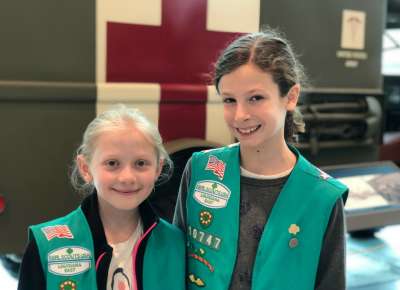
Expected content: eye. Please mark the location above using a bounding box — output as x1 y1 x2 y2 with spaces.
105 159 119 169
249 95 264 102
135 159 149 168
222 97 236 104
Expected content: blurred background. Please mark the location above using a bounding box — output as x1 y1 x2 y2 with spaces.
0 0 399 289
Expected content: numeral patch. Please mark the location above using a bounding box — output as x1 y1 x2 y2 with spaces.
188 225 222 250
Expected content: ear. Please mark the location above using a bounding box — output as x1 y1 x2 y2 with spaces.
77 154 93 183
285 84 300 111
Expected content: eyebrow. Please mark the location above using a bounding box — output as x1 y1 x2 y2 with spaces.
221 88 267 97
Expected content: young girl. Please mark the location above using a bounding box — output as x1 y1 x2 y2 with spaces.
18 105 185 290
174 30 348 290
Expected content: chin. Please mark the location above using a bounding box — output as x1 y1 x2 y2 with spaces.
111 200 142 211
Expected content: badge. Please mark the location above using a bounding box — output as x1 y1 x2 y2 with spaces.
48 246 92 276
289 238 299 248
193 180 231 209
42 225 74 241
205 155 226 180
188 225 222 250
288 224 300 248
188 273 206 287
59 280 77 290
288 224 300 235
189 247 214 272
199 210 213 228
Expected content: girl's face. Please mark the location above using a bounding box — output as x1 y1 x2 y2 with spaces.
219 63 299 150
78 125 162 214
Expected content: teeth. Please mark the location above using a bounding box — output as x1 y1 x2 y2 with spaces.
237 126 259 134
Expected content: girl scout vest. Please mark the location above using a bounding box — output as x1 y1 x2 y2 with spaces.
30 207 185 290
186 144 347 290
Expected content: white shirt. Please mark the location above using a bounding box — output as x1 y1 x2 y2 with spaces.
107 219 143 290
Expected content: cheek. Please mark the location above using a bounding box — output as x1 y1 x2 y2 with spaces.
223 107 233 123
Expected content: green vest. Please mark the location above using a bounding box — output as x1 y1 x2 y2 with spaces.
186 144 347 290
30 207 185 290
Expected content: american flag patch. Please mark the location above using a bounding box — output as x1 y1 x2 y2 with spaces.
41 225 74 241
205 155 226 180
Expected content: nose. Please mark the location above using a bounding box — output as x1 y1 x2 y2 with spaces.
234 103 250 122
118 166 137 184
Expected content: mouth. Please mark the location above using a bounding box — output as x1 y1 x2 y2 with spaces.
112 188 140 195
235 125 261 136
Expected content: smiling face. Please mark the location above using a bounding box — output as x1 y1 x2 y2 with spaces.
77 123 162 214
219 63 299 150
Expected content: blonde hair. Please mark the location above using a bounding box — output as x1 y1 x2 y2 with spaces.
70 104 172 194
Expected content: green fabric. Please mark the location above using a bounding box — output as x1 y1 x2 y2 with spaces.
30 207 96 290
142 219 185 290
186 144 347 290
31 207 186 290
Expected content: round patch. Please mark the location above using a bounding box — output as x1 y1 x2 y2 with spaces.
59 280 76 290
199 210 213 228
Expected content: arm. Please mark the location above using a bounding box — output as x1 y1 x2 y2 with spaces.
315 198 346 290
172 158 192 233
18 239 45 290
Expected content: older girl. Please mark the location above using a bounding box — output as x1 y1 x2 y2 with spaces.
174 30 347 290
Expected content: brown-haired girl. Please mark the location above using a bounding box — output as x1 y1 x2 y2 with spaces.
174 29 347 290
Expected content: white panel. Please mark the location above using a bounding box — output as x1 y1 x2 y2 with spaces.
206 86 234 145
341 10 366 50
96 0 162 83
207 0 260 33
99 0 162 25
96 83 161 125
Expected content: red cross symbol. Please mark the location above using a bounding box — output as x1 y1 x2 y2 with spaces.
106 0 242 141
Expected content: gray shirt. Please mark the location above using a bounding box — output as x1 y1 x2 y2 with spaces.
173 159 346 290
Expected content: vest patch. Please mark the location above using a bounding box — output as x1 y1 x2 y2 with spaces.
59 279 77 290
188 225 222 250
199 210 213 228
188 273 206 287
205 155 226 180
42 225 74 241
193 180 231 208
48 246 92 276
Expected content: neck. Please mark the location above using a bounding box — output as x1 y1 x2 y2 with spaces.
98 202 140 244
240 140 296 176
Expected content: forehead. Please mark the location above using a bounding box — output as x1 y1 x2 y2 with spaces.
219 63 279 95
93 125 156 156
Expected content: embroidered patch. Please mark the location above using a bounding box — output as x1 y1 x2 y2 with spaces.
188 273 206 287
199 210 213 228
189 250 214 272
205 155 226 180
188 225 222 250
59 279 77 290
288 224 300 235
193 180 231 209
48 246 92 276
42 225 74 241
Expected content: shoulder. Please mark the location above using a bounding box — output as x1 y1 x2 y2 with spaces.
29 208 82 242
193 143 239 158
296 154 348 199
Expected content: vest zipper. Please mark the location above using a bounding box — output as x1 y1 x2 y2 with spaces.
131 221 157 290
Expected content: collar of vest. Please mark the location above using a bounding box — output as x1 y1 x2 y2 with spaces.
81 192 160 258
